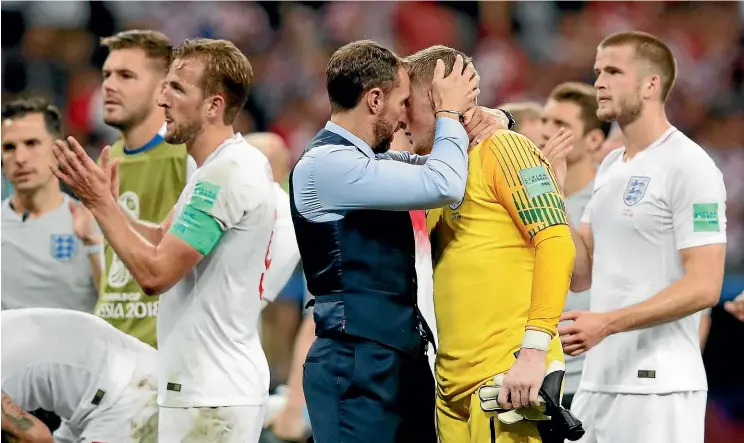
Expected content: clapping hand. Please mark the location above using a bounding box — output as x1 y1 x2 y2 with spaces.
51 138 118 210
69 200 100 246
541 128 573 193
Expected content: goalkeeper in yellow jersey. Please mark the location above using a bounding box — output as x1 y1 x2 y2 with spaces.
406 46 579 443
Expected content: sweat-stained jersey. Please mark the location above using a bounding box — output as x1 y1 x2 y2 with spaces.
429 130 569 401
94 130 190 348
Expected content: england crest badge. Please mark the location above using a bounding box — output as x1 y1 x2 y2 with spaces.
623 176 651 206
50 234 78 262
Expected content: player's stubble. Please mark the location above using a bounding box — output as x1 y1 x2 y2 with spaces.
597 87 643 125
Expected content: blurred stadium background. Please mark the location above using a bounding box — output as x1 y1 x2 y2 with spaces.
1 1 743 442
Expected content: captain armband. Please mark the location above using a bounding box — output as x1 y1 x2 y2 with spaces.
168 203 224 256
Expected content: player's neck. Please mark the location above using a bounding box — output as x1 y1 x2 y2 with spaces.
620 106 672 160
187 125 235 167
330 113 376 150
121 111 165 149
12 181 65 218
565 156 596 197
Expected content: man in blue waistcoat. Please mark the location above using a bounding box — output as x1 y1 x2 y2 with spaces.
289 40 479 443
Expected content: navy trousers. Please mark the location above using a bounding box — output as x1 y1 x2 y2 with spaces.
303 336 436 443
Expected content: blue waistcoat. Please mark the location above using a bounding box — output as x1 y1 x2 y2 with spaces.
289 129 429 355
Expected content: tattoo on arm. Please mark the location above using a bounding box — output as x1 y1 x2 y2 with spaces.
1 391 33 431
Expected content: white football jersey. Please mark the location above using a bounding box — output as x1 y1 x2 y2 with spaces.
157 134 276 408
1 308 155 430
580 127 727 394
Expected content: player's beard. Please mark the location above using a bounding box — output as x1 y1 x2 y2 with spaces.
165 118 203 145
371 111 397 154
598 91 643 126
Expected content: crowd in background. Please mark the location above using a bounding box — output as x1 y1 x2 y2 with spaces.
2 1 743 441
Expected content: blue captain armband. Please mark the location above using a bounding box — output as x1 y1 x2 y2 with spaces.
168 203 224 255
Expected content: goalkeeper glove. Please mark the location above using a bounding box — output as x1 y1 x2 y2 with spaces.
477 359 585 441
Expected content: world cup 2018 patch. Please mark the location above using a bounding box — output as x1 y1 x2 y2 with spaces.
519 165 555 199
190 180 222 212
693 203 719 232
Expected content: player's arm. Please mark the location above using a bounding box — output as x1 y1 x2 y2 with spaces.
603 161 727 334
260 186 301 303
1 392 53 443
485 131 576 350
482 131 575 409
98 149 173 246
569 219 594 293
89 168 247 296
699 308 712 350
121 153 195 243
115 207 174 246
311 117 468 211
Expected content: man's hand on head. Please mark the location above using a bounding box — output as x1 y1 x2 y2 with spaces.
431 55 481 119
464 107 510 146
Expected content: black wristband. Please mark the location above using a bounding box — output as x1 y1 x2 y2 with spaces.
497 108 517 131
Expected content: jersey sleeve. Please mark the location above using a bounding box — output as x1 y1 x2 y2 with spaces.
168 161 245 255
482 131 568 241
668 157 727 250
482 131 574 345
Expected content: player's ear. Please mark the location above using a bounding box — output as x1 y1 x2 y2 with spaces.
642 74 661 100
366 88 384 115
585 128 605 154
427 87 436 111
206 95 225 120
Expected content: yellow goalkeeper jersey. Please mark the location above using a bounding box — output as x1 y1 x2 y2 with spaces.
429 129 573 401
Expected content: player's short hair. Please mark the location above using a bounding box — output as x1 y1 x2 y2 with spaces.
100 29 173 73
171 38 254 125
599 31 677 102
498 102 544 130
1 97 62 138
405 45 473 87
549 82 612 137
326 40 404 114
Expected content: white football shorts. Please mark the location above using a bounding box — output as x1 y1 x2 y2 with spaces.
78 370 159 442
571 389 707 443
158 404 267 443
